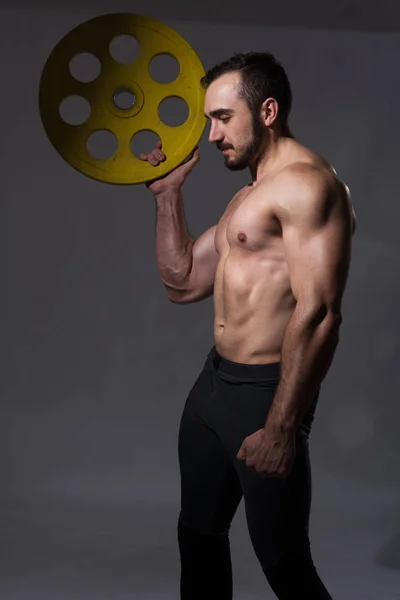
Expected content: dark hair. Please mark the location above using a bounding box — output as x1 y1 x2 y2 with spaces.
200 52 292 124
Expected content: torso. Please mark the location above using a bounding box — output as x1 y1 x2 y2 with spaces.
213 148 355 364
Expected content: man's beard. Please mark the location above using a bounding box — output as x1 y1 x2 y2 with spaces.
224 114 265 171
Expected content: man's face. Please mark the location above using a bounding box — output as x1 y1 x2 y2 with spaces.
204 72 265 171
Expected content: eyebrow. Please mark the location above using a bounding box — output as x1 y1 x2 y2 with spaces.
204 108 235 119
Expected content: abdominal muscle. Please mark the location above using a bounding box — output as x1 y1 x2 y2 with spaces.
213 248 296 364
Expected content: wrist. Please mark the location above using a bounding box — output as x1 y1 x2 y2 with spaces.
152 186 182 200
265 409 296 437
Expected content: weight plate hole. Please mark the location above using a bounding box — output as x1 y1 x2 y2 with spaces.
130 130 161 159
114 88 136 110
59 95 91 125
86 130 118 160
109 35 140 64
69 52 101 83
158 97 189 127
149 53 180 84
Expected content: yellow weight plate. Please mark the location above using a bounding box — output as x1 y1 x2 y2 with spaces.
39 13 207 184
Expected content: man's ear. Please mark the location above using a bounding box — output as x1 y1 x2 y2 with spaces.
261 97 279 126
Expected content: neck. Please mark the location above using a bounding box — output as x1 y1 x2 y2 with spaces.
249 126 295 184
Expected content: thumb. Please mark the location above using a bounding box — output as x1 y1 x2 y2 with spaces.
179 147 200 172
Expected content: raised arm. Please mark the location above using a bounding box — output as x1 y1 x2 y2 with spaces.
154 188 219 304
141 143 219 304
169 224 219 304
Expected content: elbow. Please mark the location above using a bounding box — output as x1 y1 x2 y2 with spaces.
166 288 192 304
303 302 342 334
321 306 342 329
320 310 343 352
298 304 342 355
166 289 211 305
326 302 343 330
322 310 342 357
166 289 185 304
168 294 187 304
325 309 342 345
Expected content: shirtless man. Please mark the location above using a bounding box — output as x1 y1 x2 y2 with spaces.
141 52 356 599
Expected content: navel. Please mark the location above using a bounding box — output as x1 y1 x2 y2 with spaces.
238 232 247 243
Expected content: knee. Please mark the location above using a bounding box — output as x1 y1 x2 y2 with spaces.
177 517 234 600
254 529 314 575
263 544 315 580
262 537 325 596
178 512 230 538
178 515 230 553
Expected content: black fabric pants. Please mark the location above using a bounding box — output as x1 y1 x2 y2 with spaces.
177 346 331 599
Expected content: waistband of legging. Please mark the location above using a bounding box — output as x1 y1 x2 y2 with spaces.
208 346 281 382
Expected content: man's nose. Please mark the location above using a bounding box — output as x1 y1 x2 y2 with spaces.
208 122 222 143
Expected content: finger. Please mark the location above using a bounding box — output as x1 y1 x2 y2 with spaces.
181 147 200 165
140 147 163 164
140 152 159 165
148 154 160 166
236 446 246 460
278 465 291 479
179 149 200 173
155 150 166 162
189 147 200 162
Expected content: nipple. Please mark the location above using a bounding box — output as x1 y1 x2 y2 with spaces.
238 232 247 243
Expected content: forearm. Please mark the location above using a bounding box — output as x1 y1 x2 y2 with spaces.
266 304 342 434
154 189 195 290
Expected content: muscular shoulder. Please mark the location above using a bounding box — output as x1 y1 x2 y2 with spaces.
270 161 351 228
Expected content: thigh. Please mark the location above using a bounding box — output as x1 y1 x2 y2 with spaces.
178 367 243 536
203 378 312 568
238 431 312 569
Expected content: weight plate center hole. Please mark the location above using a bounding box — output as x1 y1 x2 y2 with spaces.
114 88 136 110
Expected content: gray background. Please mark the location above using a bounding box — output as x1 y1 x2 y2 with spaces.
1 0 400 598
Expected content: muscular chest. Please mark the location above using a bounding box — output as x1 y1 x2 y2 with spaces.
215 187 282 255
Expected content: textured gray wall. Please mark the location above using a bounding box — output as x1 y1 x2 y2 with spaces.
1 5 399 599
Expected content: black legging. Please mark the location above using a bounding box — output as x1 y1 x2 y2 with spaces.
177 346 332 600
